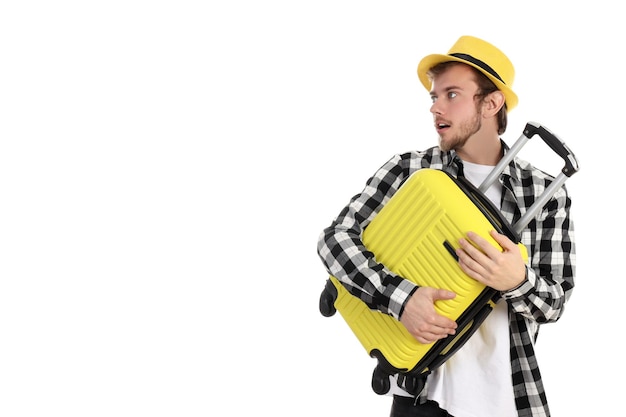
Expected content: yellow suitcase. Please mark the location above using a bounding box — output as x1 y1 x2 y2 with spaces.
319 122 579 395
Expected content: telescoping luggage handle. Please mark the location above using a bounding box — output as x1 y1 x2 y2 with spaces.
478 121 580 235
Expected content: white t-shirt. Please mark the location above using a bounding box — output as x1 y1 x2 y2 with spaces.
427 161 516 417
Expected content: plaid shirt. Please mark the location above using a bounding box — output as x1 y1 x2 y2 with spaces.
317 142 576 417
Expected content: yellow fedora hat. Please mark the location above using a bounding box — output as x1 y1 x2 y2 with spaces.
417 36 518 110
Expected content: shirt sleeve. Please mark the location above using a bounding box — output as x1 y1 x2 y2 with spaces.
501 182 576 325
316 153 419 320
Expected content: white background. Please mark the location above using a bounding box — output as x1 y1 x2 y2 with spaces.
0 1 621 416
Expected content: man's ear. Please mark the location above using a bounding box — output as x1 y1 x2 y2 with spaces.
483 91 505 116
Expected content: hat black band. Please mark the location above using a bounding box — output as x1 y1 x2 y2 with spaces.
449 53 505 84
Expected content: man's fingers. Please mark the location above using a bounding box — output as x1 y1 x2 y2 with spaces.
433 288 457 301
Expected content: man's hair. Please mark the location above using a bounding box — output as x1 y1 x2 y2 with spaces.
427 61 508 135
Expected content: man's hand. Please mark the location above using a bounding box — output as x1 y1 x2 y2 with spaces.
400 287 457 344
456 230 526 291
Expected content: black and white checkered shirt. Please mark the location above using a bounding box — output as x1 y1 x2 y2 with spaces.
317 142 576 417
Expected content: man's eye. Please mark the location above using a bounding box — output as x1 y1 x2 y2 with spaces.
447 91 457 99
430 96 437 103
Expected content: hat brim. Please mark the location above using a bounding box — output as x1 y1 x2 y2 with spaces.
417 53 518 111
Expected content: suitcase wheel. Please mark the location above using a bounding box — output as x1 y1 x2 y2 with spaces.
371 365 390 395
404 374 426 396
319 279 337 317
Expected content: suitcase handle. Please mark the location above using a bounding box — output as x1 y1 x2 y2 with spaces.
522 122 579 177
479 121 580 234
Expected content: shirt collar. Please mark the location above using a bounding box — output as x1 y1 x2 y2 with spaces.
500 139 523 184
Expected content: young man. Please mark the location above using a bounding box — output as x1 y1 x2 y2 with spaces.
316 36 575 417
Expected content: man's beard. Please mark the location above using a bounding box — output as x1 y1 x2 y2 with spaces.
438 111 482 152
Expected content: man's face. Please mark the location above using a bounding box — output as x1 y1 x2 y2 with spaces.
429 64 483 152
